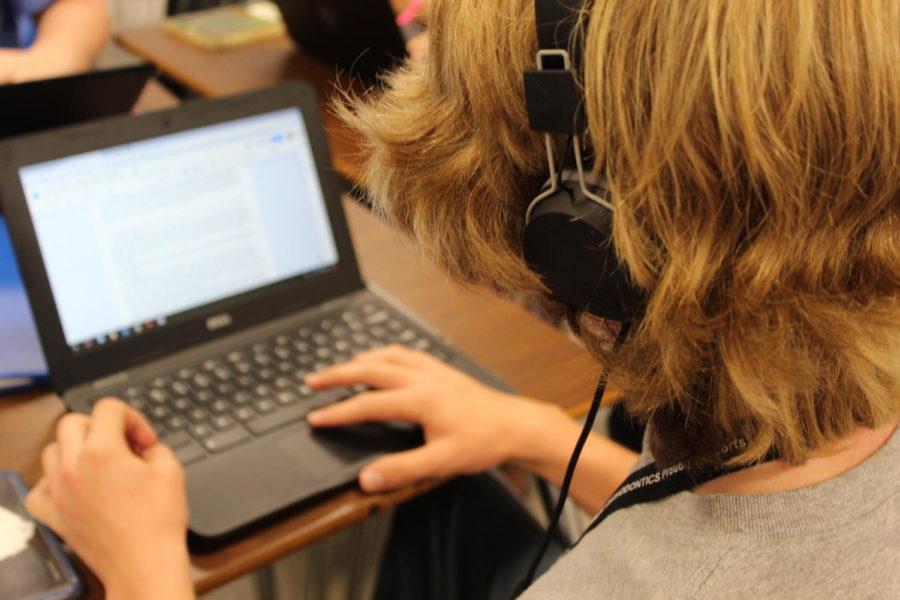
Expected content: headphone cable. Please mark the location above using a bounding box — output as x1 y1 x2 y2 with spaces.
513 320 631 597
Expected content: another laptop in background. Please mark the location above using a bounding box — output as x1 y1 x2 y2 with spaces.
0 82 510 540
0 63 156 138
274 0 407 84
0 214 47 392
0 63 156 393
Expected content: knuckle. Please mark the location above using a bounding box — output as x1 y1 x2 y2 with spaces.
92 397 123 415
55 413 83 436
82 440 113 464
58 461 79 488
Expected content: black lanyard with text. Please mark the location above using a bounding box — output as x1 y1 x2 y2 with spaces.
579 443 779 540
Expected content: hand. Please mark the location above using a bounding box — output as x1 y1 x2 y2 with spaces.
25 399 194 600
0 46 89 84
306 345 564 492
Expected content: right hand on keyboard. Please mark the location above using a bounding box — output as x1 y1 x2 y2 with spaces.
305 344 562 493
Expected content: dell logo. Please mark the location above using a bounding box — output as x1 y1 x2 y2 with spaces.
206 313 234 331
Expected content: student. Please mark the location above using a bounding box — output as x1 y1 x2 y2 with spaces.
0 0 108 84
25 1 899 599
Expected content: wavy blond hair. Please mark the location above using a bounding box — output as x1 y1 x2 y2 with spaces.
340 0 900 469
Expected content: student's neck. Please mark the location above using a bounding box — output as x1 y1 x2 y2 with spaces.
693 422 898 496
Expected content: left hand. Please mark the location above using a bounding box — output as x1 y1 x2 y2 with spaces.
25 399 194 600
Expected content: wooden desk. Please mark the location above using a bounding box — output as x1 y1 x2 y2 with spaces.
116 26 365 183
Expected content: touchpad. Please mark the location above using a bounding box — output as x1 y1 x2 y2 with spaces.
274 422 423 480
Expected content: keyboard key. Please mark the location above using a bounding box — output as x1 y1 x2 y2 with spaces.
215 382 234 396
187 408 209 424
210 400 230 415
365 310 389 325
161 431 191 449
192 374 212 389
150 405 170 420
276 391 299 405
203 427 250 453
190 423 213 439
211 415 235 430
233 406 257 422
193 390 214 404
246 404 308 436
124 395 147 412
170 381 190 396
230 391 253 406
165 416 187 431
254 398 276 413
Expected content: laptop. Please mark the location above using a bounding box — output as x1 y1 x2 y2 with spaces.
273 0 407 84
0 63 156 139
0 82 509 540
0 63 157 394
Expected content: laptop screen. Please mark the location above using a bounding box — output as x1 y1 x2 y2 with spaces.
17 107 339 353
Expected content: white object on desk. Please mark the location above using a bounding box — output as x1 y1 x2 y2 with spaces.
0 504 35 563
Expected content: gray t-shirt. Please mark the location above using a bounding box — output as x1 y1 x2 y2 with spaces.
523 429 900 599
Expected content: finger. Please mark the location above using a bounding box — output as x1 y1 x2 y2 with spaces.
56 413 90 463
25 481 64 533
353 344 435 369
87 398 157 452
358 442 453 492
142 442 182 472
40 442 61 482
307 390 422 427
30 476 51 500
306 361 414 390
143 444 187 489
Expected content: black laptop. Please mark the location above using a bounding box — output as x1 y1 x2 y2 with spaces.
0 82 509 540
0 63 155 139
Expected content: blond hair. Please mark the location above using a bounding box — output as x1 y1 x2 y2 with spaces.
340 0 900 469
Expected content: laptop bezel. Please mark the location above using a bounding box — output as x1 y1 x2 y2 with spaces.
0 82 364 391
0 63 156 140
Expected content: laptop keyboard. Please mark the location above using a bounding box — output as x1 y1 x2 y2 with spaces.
91 300 448 467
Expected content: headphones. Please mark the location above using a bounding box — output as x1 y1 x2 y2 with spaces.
522 0 645 322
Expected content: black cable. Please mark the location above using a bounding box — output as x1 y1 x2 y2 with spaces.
512 320 632 598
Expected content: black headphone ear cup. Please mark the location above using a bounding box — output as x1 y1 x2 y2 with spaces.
523 173 645 321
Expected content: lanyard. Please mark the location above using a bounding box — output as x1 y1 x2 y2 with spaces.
580 443 779 540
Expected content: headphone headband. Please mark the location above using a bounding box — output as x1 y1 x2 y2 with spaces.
524 0 585 135
522 0 646 322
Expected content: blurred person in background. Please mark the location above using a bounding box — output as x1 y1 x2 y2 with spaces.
0 0 108 84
